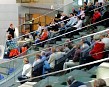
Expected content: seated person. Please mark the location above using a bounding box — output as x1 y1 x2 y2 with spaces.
89 34 105 61
35 28 48 43
67 76 87 87
100 33 109 50
6 34 19 58
91 9 101 23
77 7 85 20
35 23 42 36
61 13 77 30
23 31 33 41
40 51 47 60
18 58 32 84
93 78 107 87
63 44 81 69
33 54 41 68
73 16 83 30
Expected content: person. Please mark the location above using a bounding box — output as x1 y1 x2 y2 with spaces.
100 33 109 50
33 54 41 67
7 23 15 38
63 44 81 69
6 34 19 58
18 58 32 84
35 28 48 43
40 51 47 60
73 16 83 30
93 78 107 87
67 76 87 87
91 9 101 23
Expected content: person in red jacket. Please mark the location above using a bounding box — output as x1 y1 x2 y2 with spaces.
92 9 101 23
81 34 105 69
90 41 105 60
35 28 48 43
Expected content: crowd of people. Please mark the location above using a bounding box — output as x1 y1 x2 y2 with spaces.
4 0 109 87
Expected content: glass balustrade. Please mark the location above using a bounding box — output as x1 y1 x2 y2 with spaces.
1 1 109 87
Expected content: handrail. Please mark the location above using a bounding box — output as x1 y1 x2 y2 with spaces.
10 17 109 60
10 2 109 41
1 22 109 65
33 17 109 46
16 52 109 83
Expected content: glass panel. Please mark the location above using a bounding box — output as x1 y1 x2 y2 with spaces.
1 1 109 87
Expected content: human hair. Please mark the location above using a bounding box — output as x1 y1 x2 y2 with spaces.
10 23 13 26
36 53 41 59
93 34 100 41
94 78 106 87
70 13 74 16
84 2 87 5
23 58 29 63
7 34 12 40
67 76 75 85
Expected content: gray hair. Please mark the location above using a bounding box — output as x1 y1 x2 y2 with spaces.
94 78 106 87
67 76 75 83
93 34 100 40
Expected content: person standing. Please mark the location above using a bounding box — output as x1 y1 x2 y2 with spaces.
7 23 15 38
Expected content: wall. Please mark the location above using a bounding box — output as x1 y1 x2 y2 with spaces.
0 4 18 59
0 0 16 4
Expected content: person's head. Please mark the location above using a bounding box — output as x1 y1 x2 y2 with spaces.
69 13 74 17
41 51 46 56
10 23 13 28
81 7 85 11
37 23 41 27
72 7 75 12
94 78 106 87
43 27 48 32
23 58 29 64
94 9 99 13
100 33 107 39
80 39 85 45
78 7 81 11
7 34 12 40
36 53 41 60
95 2 99 6
67 76 75 85
51 47 56 53
88 2 92 6
93 34 100 41
83 2 87 6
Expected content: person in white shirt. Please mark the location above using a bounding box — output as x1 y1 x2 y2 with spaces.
73 16 83 30
18 58 32 84
36 23 42 36
100 33 109 50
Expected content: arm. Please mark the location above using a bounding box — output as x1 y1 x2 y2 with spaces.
22 65 26 76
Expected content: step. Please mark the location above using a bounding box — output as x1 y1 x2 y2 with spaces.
18 82 37 87
79 32 87 36
73 35 81 39
61 38 70 42
56 41 64 45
